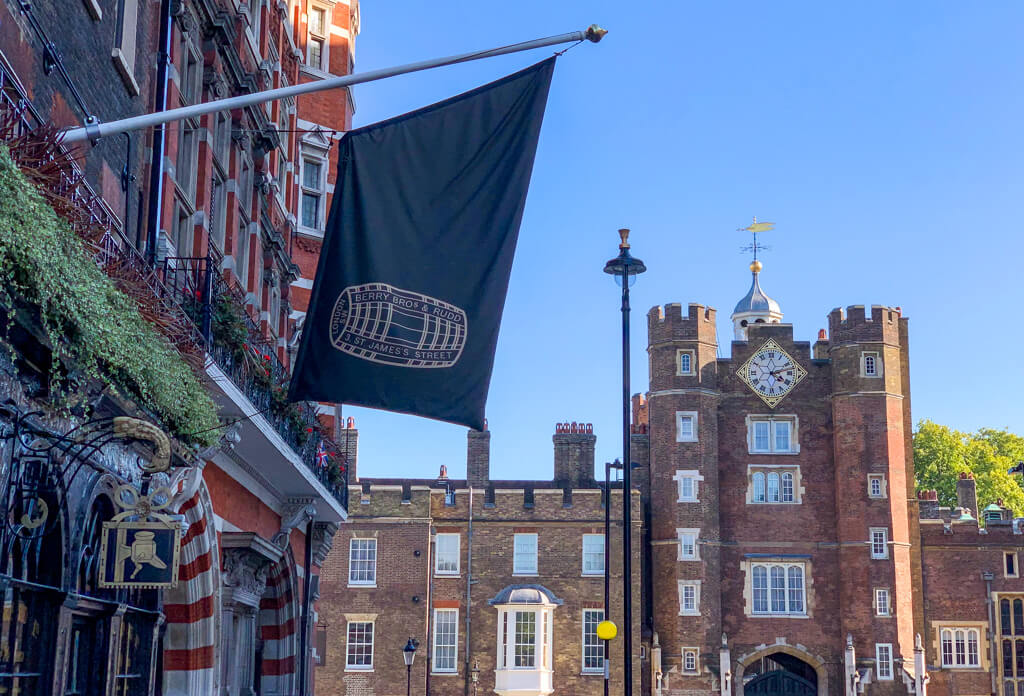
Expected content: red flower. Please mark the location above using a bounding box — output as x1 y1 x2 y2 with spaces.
263 355 270 361
305 427 313 433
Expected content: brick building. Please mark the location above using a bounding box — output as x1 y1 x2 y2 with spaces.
317 258 1023 696
0 1 358 695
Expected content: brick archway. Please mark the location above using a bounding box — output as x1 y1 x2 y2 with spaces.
736 644 828 696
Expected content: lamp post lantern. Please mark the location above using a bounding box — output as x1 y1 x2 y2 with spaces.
472 659 480 696
403 637 418 696
603 228 646 695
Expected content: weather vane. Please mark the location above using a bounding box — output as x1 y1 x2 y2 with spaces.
739 216 775 267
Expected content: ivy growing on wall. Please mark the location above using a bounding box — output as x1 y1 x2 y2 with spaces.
0 147 220 446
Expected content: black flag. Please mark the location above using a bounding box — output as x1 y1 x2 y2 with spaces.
289 58 556 429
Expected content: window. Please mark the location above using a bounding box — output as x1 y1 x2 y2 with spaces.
682 648 699 674
515 611 537 667
875 588 890 616
582 534 604 576
676 412 698 442
747 416 798 453
582 610 604 673
677 350 695 375
941 628 980 668
172 200 193 256
674 470 701 503
868 474 886 499
999 597 1024 696
301 158 324 229
210 172 226 252
348 538 377 586
435 533 460 575
862 351 881 377
433 609 458 673
870 528 889 559
679 581 700 616
677 529 699 561
236 221 250 288
750 563 806 616
175 120 199 202
876 644 893 680
307 6 328 70
112 0 140 94
1007 553 1019 579
495 601 555 680
749 468 799 504
346 621 374 670
513 534 538 575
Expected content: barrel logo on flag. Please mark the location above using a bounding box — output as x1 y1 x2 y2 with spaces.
329 282 468 368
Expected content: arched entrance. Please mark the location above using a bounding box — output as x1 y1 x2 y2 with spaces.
739 647 825 696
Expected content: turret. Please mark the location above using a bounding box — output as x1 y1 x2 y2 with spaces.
731 260 783 340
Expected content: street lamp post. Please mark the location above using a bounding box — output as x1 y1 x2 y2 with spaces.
603 229 646 695
403 638 418 696
604 459 622 696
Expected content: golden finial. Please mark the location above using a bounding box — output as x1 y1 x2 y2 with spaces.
749 260 763 273
618 228 630 249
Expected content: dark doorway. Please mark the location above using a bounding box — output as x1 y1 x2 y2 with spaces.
744 652 818 696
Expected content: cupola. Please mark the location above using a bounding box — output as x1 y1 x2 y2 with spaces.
731 260 783 340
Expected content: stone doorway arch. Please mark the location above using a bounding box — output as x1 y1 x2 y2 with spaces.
736 644 828 696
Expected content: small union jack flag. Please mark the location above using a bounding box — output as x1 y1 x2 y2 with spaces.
315 440 329 468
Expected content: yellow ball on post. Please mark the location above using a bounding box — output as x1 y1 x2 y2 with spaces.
596 620 618 641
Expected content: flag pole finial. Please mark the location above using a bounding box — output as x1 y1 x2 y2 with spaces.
618 228 630 249
585 25 608 43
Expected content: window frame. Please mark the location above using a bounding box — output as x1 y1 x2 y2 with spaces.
581 609 604 674
676 349 695 376
432 608 459 673
676 411 698 443
673 470 702 503
678 580 701 616
513 533 538 575
581 534 605 576
435 533 461 576
862 351 882 378
940 627 981 669
875 643 893 680
348 538 378 587
868 474 887 499
1006 553 1019 579
870 528 889 560
682 647 699 674
749 562 807 617
747 415 800 454
299 155 326 232
306 4 330 71
677 528 700 561
748 466 801 505
874 588 891 617
345 620 375 671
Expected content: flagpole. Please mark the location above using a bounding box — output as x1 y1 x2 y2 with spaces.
62 25 607 145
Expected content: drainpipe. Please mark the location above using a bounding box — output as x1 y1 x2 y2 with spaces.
145 0 172 266
464 487 474 696
425 522 435 695
298 518 314 695
120 132 134 244
985 571 997 696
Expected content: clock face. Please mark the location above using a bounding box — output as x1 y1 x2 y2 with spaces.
736 339 807 407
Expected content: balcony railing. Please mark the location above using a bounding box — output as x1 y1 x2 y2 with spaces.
0 61 347 511
160 255 348 510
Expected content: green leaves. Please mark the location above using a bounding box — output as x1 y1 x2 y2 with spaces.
914 420 1024 517
0 148 219 446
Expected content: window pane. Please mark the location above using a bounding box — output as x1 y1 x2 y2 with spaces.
753 473 765 503
787 566 804 613
1004 639 1014 677
1016 639 1024 677
309 39 323 69
1015 600 1023 635
767 473 780 502
679 416 693 439
309 7 325 34
956 630 966 665
754 422 770 450
514 612 536 667
301 192 320 228
681 584 696 612
680 534 696 559
582 610 603 671
968 630 979 666
782 473 794 503
433 610 457 671
1003 600 1013 636
436 534 459 574
303 160 322 189
680 477 694 500
871 477 882 497
770 566 786 613
877 645 891 679
514 534 537 574
684 650 697 672
583 535 604 574
680 353 691 373
752 566 768 613
774 421 790 451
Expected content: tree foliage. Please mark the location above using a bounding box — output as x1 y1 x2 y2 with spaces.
913 420 1024 516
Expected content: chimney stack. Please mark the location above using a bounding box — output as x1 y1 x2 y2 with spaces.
467 420 490 488
338 417 358 482
553 422 596 487
956 472 978 517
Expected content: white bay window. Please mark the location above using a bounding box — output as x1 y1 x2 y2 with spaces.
489 586 560 696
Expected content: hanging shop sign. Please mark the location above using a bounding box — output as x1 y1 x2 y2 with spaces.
99 484 181 589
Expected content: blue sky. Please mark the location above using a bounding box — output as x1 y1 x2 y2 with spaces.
342 1 1024 481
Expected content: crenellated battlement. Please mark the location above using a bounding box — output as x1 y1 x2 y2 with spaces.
827 304 904 345
647 303 717 344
